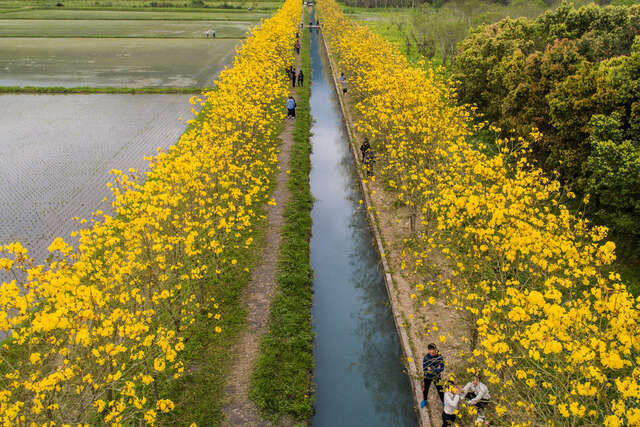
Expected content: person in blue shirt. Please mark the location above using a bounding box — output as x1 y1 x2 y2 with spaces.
421 343 445 408
286 96 296 119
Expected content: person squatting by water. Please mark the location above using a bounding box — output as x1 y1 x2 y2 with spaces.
286 96 296 119
360 138 370 161
442 381 462 427
297 69 304 87
463 375 491 425
364 151 375 177
421 343 444 408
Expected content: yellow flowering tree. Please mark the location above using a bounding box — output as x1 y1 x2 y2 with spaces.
318 0 640 425
0 0 301 424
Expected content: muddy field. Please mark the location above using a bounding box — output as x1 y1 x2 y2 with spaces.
0 37 240 87
0 94 193 263
0 9 271 20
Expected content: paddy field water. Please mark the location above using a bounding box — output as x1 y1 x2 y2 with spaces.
0 9 271 20
0 37 240 87
0 94 193 262
0 3 262 264
0 19 254 38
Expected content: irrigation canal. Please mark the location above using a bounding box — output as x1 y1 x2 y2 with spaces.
308 26 418 426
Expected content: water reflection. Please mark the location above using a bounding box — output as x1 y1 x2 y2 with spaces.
309 28 417 427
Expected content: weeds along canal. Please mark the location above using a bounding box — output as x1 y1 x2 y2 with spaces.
308 27 418 427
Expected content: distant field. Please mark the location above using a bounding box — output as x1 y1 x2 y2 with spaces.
0 19 254 37
0 8 271 19
0 0 282 8
0 37 240 87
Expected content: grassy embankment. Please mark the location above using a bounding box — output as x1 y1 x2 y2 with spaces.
250 8 314 424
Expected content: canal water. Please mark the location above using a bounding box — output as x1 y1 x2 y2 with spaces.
309 28 418 427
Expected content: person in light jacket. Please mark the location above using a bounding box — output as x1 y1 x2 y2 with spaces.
442 382 462 427
463 375 491 423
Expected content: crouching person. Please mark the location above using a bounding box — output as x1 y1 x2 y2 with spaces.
463 375 490 424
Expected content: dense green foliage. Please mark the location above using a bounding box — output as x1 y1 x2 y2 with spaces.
453 2 640 255
346 0 585 67
250 13 314 422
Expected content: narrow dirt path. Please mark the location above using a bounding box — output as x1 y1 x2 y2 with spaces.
220 50 301 427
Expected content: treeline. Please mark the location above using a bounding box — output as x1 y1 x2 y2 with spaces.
453 2 640 257
341 0 614 11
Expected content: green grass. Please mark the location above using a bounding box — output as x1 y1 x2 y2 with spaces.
0 37 240 88
250 10 314 423
0 18 254 37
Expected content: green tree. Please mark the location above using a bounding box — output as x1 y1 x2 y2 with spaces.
584 116 640 246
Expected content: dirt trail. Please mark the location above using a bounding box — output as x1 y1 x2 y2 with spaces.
220 48 301 427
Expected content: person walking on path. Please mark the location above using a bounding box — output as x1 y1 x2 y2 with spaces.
291 68 297 88
442 381 462 427
339 72 347 94
463 375 491 423
421 343 445 408
297 69 304 87
286 96 296 119
294 40 301 55
211 29 216 38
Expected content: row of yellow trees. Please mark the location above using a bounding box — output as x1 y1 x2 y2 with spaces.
318 0 639 425
0 0 299 424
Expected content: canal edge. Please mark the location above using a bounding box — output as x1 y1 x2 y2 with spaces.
318 25 432 427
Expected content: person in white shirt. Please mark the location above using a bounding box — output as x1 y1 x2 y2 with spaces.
463 375 491 423
442 381 462 427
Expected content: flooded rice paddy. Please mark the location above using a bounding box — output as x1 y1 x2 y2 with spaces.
0 9 271 20
0 19 254 38
0 37 240 87
0 94 192 263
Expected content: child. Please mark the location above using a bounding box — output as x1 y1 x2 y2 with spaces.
442 381 462 427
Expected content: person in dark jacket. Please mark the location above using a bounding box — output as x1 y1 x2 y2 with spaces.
297 69 304 87
291 68 297 88
286 96 296 119
421 343 445 408
360 138 370 162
